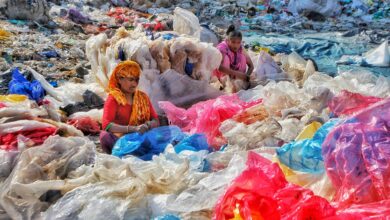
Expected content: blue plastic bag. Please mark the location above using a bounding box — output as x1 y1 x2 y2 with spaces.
276 119 340 173
112 126 187 160
9 68 45 102
174 134 209 153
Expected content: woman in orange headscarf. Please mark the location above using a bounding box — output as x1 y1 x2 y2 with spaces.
100 61 159 154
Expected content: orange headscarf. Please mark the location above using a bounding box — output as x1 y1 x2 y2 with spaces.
108 61 151 126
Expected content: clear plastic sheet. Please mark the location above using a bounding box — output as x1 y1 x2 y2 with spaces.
0 136 96 220
152 69 224 115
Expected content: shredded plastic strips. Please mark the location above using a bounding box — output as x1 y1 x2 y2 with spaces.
213 151 336 220
159 95 261 148
323 98 390 209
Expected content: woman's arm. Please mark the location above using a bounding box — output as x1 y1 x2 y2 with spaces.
107 123 140 133
245 52 254 76
219 65 247 80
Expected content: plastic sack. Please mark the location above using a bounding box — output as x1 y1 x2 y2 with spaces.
200 27 218 46
213 152 336 220
328 90 383 117
276 119 340 173
173 7 201 38
150 69 224 115
112 126 187 160
173 134 209 154
288 0 341 16
8 68 45 102
0 136 96 220
159 95 261 148
0 120 57 151
67 116 101 135
364 41 390 67
322 99 390 208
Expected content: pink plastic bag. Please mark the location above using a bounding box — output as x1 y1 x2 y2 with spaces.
159 95 261 148
213 152 336 220
323 98 390 209
328 90 383 116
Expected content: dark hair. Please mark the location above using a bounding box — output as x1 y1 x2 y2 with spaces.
226 25 242 40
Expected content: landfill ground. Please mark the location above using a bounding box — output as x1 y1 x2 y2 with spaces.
1 0 390 219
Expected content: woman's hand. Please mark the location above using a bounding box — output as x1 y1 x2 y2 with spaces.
136 124 149 134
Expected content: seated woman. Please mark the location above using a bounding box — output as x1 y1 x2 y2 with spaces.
100 61 159 154
212 25 254 93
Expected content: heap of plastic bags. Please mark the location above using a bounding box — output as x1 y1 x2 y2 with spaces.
159 95 261 148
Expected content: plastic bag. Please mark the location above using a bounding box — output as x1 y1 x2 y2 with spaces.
4 0 49 23
67 116 101 135
8 68 45 102
213 152 336 220
0 136 96 220
276 119 340 173
174 134 209 153
173 7 201 38
254 51 288 82
0 95 27 103
288 0 341 16
328 90 383 117
364 41 390 67
0 120 57 151
112 126 187 160
159 95 261 148
322 99 390 208
151 69 224 115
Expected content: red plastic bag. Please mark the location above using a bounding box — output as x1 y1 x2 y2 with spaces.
0 127 57 151
328 90 383 116
323 98 390 209
159 95 261 148
68 116 100 135
213 152 336 220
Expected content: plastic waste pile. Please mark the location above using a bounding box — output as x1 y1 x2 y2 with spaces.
1 0 390 219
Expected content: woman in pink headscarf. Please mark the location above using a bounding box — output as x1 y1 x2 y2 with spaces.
213 25 254 93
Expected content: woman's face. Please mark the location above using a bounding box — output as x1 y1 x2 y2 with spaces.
227 37 242 52
117 74 139 94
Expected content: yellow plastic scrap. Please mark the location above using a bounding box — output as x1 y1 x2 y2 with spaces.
230 204 243 220
295 121 322 141
253 46 270 54
0 29 12 41
0 95 28 103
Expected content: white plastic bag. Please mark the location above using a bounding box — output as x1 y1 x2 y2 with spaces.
364 41 390 67
173 7 201 38
254 51 288 81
